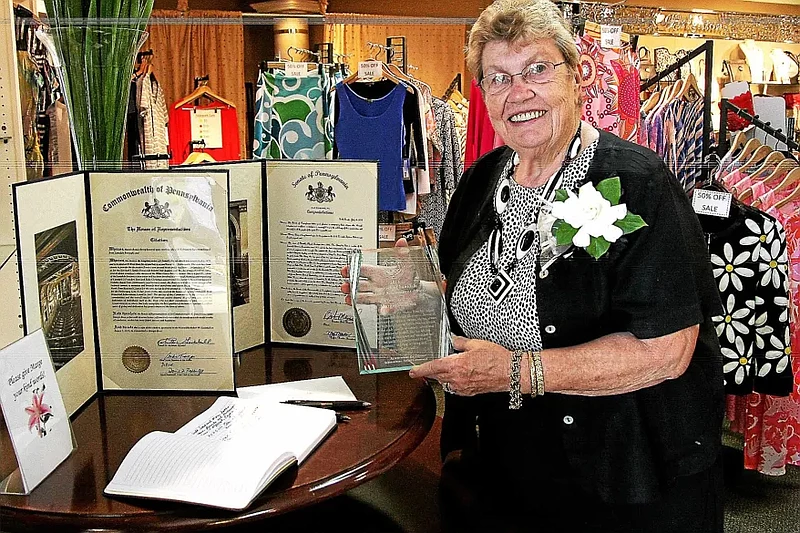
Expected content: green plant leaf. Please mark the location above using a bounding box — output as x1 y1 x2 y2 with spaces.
596 177 621 204
586 237 611 259
614 213 648 235
554 188 569 202
554 221 579 246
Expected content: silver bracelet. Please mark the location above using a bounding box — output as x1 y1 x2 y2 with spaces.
509 350 523 409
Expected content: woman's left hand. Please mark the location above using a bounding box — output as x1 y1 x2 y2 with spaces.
409 336 512 396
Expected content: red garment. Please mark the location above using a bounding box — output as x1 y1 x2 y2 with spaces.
723 92 755 132
464 79 504 171
168 101 241 165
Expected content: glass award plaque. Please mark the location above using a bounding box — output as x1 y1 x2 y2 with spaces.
349 246 453 374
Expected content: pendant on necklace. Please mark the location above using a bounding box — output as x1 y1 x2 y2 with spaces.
487 268 515 304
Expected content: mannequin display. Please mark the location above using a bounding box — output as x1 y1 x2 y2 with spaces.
740 40 766 83
771 48 793 84
783 51 799 82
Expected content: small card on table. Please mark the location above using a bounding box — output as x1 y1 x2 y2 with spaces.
0 329 73 494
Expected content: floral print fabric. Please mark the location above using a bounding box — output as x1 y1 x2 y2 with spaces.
729 204 800 475
710 211 792 396
253 69 333 160
576 34 640 143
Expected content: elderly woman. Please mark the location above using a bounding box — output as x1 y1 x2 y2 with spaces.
404 0 724 531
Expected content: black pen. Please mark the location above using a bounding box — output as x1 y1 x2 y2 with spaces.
281 400 372 410
336 413 351 423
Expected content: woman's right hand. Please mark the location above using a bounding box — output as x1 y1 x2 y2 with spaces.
339 237 414 309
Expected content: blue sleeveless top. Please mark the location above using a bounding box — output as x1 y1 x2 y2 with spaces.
335 82 407 211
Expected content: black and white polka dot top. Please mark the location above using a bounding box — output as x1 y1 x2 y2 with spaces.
451 139 599 350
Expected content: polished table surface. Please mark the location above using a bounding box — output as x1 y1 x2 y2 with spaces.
0 345 436 532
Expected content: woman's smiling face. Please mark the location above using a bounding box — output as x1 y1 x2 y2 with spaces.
481 38 582 163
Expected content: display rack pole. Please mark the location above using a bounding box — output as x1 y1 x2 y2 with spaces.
0 1 26 348
641 40 714 184
719 99 800 155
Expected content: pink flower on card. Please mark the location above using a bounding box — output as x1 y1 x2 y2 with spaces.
25 391 52 438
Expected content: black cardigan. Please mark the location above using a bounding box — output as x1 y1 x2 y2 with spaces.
437 131 724 504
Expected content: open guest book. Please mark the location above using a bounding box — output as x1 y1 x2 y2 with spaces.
104 397 336 510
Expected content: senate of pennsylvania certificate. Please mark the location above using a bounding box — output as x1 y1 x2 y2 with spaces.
89 171 234 391
266 161 378 347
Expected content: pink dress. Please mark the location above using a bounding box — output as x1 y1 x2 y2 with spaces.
727 197 800 475
576 34 640 143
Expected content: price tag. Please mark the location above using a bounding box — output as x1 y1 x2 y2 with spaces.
285 62 308 78
692 189 732 218
379 224 396 242
189 109 223 149
358 60 383 81
600 25 622 48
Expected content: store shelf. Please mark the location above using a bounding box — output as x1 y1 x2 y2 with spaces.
749 81 800 86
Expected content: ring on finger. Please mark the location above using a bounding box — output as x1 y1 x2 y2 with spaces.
442 382 454 394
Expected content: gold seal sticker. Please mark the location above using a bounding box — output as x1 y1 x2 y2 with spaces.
121 346 151 373
282 307 312 338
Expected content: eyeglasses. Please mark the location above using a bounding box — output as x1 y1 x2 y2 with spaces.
480 61 567 95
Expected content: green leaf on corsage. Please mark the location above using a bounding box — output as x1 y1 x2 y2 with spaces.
554 220 579 247
596 177 621 205
586 237 611 259
614 212 648 235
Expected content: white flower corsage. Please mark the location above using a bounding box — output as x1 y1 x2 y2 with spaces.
550 177 647 259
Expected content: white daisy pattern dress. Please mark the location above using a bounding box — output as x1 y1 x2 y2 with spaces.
709 210 792 396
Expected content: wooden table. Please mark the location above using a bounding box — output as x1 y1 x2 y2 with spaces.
0 345 436 532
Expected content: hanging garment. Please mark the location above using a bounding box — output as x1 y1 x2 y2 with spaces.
410 79 442 154
418 98 463 241
402 83 432 216
464 79 503 171
17 50 44 180
334 82 408 211
720 175 800 476
665 97 704 194
447 95 468 165
136 72 170 169
168 101 240 165
253 69 332 160
640 94 703 194
127 79 142 163
703 201 795 476
576 34 641 143
704 207 791 396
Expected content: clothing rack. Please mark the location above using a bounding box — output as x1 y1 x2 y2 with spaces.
718 99 800 155
386 36 407 74
442 73 462 100
366 41 391 60
132 153 171 163
316 42 334 65
287 46 320 62
641 40 714 184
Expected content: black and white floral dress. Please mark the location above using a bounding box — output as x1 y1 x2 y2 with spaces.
706 206 793 396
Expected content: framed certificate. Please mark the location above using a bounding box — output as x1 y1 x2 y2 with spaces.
14 170 235 396
179 160 266 353
265 161 378 348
